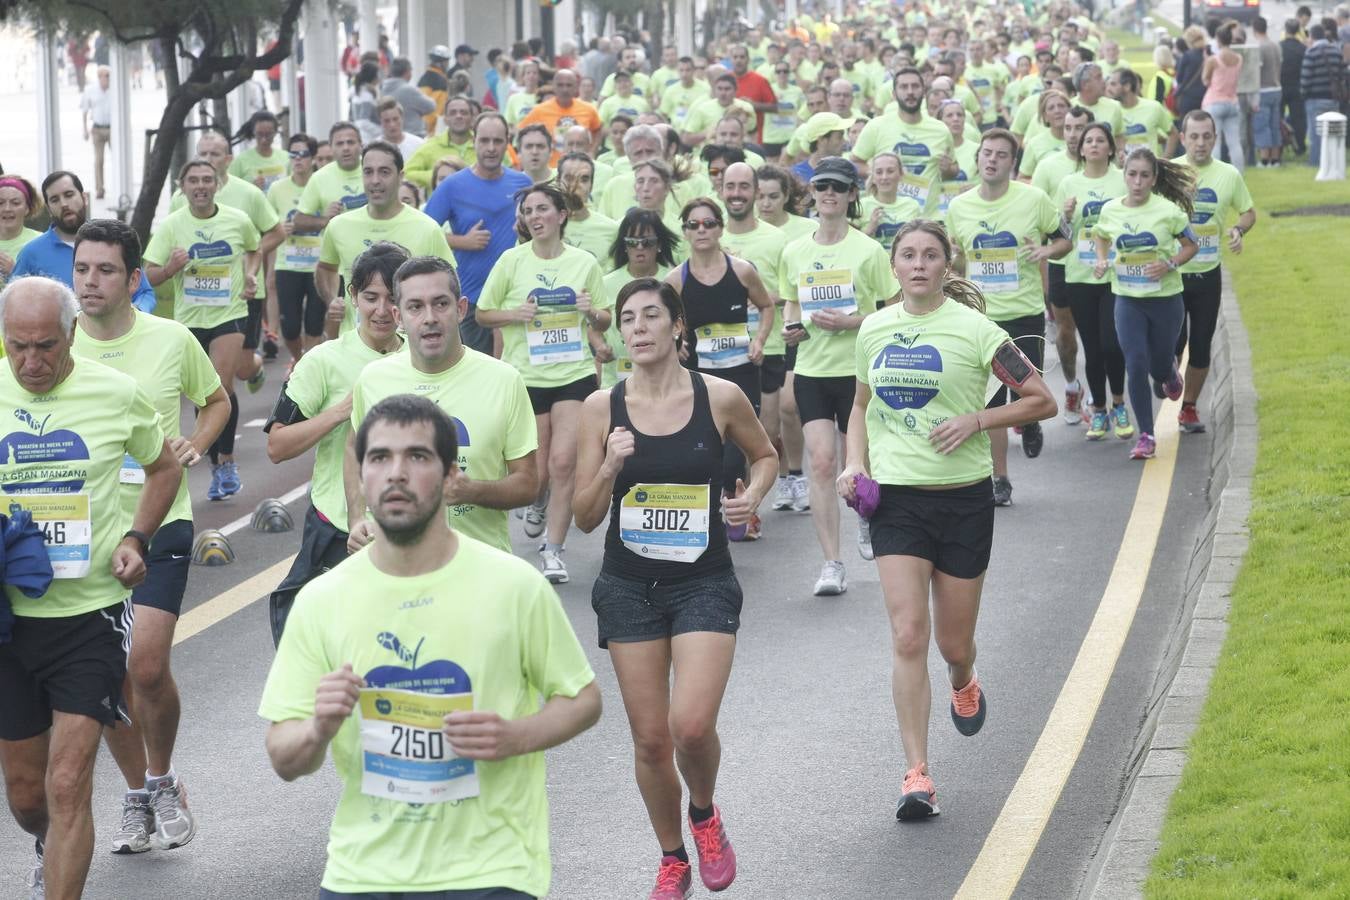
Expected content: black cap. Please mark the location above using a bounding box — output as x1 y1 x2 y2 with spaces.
809 156 862 189
455 44 479 57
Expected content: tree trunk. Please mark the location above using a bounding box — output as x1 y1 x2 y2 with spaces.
131 90 198 243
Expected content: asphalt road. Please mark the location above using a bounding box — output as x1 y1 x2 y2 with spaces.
0 340 1214 899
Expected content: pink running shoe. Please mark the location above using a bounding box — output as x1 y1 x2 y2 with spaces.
897 764 940 820
689 806 737 891
648 855 692 900
1130 433 1157 460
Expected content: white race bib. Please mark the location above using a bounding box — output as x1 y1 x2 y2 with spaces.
1192 221 1220 266
1115 251 1162 292
798 269 858 324
8 493 92 579
284 235 321 271
618 483 710 562
119 453 145 485
358 688 480 805
694 322 751 369
183 262 232 306
968 246 1019 294
525 297 585 365
898 172 934 209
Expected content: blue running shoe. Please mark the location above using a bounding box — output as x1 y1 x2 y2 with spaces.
218 461 241 496
207 464 226 501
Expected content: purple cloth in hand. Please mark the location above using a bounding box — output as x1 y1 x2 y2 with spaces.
847 474 880 519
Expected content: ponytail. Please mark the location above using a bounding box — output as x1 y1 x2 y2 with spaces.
1124 147 1196 218
942 275 987 315
889 219 988 315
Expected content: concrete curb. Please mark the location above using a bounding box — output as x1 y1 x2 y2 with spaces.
1080 269 1257 899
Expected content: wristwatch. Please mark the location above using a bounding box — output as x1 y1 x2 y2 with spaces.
122 529 151 554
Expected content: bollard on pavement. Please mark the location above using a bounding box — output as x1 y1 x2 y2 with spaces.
191 529 236 566
251 498 295 533
1315 112 1346 181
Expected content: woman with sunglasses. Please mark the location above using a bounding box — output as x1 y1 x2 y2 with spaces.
764 63 806 161
838 220 1056 820
600 209 681 387
779 157 901 596
476 182 612 583
266 133 327 363
1056 121 1133 441
574 278 777 900
664 199 775 541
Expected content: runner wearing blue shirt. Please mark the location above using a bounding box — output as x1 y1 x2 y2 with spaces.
12 172 156 311
423 111 531 355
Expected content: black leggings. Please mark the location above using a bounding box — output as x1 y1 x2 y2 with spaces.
697 362 760 492
1176 267 1221 369
207 394 239 463
1066 281 1125 407
276 269 327 340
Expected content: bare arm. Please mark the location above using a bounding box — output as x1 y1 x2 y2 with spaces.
185 387 231 459
268 394 353 464
573 391 621 533
316 262 343 340
266 664 364 781
446 452 539 511
257 222 286 258
131 442 182 538
443 680 602 761
714 380 778 517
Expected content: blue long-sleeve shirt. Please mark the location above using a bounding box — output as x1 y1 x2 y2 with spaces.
11 227 157 312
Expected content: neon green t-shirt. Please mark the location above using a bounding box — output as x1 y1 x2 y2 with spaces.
720 219 787 356
774 215 819 244
856 299 1009 486
1018 130 1066 178
601 70 652 100
1092 193 1192 298
0 359 164 617
1054 168 1128 284
659 82 709 130
350 350 538 551
651 66 681 96
0 227 41 291
850 115 954 213
1120 98 1173 155
599 265 670 387
505 92 539 126
681 98 756 139
964 64 1007 124
297 162 366 216
144 204 261 330
257 538 594 897
1179 158 1253 274
72 312 220 525
1031 151 1081 200
285 329 405 526
562 211 619 264
228 147 289 191
778 227 900 378
319 204 455 332
1011 90 1045 142
762 86 806 145
945 181 1063 321
598 93 650 127
171 174 280 235
859 194 924 250
477 243 611 389
268 176 323 273
1080 96 1125 136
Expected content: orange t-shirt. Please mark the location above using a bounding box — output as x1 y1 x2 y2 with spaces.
517 98 603 166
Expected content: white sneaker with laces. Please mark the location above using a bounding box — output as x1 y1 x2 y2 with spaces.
790 475 810 512
857 518 874 561
148 774 196 850
28 840 43 900
523 504 546 539
110 792 154 854
771 475 794 510
813 560 847 596
541 549 569 584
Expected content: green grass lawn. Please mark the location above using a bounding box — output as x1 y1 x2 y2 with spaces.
1145 167 1350 897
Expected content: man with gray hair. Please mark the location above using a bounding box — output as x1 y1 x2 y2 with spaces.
0 276 181 900
380 57 437 137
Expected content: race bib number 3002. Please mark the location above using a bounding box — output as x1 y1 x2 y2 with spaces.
358 687 479 805
619 483 710 562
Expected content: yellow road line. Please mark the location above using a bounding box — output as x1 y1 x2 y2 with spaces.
173 556 295 646
956 394 1183 899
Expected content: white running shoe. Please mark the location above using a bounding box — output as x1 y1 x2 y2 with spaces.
790 475 810 512
27 840 42 900
148 774 196 850
771 475 794 511
813 560 847 596
522 503 546 539
110 792 154 854
1063 380 1088 425
541 549 569 584
857 518 874 561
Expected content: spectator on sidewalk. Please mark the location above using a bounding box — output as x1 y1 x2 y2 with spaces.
1300 24 1343 167
1175 27 1210 123
80 65 112 199
380 57 436 137
1252 18 1285 167
1281 19 1308 155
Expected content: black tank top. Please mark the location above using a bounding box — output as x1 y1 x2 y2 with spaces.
680 254 750 371
602 372 731 580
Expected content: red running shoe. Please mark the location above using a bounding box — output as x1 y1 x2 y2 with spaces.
648 855 692 899
897 764 940 820
689 806 737 891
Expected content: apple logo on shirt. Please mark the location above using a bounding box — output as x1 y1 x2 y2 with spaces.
1116 229 1159 251
1 408 91 493
871 341 943 410
368 630 472 695
893 141 930 174
972 222 1017 249
189 231 233 260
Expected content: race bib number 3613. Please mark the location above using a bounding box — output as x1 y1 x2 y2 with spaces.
358 687 479 804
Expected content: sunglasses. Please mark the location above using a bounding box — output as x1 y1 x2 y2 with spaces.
683 217 721 231
289 150 313 159
707 166 726 177
623 236 658 248
775 67 791 73
813 180 853 193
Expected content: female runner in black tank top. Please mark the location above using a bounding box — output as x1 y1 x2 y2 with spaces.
574 278 777 898
664 198 774 539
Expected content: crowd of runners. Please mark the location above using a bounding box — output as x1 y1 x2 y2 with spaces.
0 0 1262 896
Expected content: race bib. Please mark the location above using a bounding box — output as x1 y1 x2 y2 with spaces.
615 356 635 380
358 687 480 805
183 262 232 306
1192 221 1220 266
937 181 974 216
898 172 933 209
8 493 92 579
119 453 145 485
1115 251 1162 292
694 322 750 369
619 483 710 562
525 290 585 365
968 247 1019 294
798 269 858 323
284 235 321 270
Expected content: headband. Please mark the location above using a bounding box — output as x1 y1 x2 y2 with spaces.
0 177 32 205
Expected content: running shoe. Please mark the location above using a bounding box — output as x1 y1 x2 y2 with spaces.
148 774 196 850
217 460 242 496
27 839 43 900
689 806 737 891
992 476 1013 507
950 673 987 736
1112 403 1135 439
813 560 847 596
245 356 267 394
541 549 569 584
522 502 546 539
648 856 693 899
110 792 154 854
1129 433 1157 460
790 474 810 512
1021 422 1043 458
207 464 227 501
771 475 794 510
896 764 939 820
1063 380 1086 424
1178 404 1207 434
1085 409 1110 441
744 514 762 541
262 331 279 360
857 516 874 561
1153 367 1183 401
